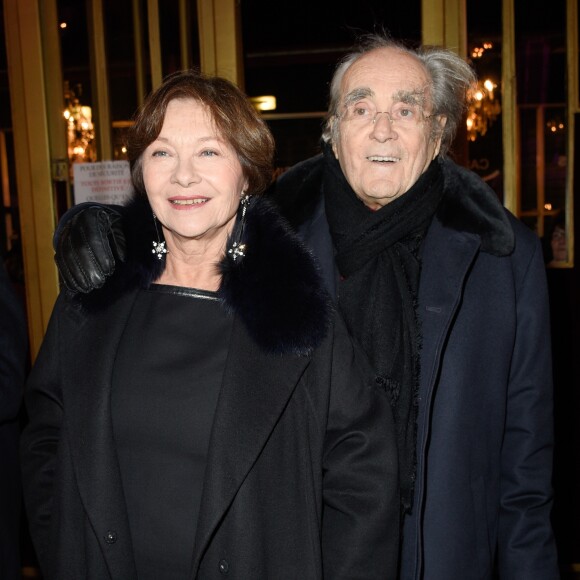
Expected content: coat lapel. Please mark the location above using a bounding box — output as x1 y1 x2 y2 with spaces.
191 314 312 572
62 292 139 579
418 218 481 395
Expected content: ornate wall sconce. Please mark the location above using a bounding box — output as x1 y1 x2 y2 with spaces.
249 95 277 112
466 78 502 141
63 82 96 165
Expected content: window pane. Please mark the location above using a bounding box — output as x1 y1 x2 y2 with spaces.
544 106 567 213
104 0 138 122
519 107 539 214
241 0 421 167
515 0 566 237
466 0 504 200
516 0 566 105
265 117 326 169
59 0 92 111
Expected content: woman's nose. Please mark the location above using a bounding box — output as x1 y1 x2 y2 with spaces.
171 158 201 187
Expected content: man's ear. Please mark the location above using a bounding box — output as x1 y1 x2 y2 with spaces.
432 115 448 157
328 118 340 159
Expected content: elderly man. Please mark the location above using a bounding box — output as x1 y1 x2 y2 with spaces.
52 35 558 579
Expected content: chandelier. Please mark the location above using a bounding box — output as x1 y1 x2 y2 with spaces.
63 82 96 164
466 78 501 141
546 118 565 133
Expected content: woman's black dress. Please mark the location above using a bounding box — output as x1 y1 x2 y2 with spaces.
112 284 232 579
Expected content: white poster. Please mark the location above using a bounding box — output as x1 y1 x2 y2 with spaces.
73 160 133 205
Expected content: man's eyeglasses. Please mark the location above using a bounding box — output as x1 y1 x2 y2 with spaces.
338 101 432 129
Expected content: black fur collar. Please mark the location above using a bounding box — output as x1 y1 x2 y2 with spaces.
437 159 514 256
270 153 514 257
74 196 332 356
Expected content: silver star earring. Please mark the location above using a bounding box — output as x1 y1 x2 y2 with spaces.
227 194 251 262
151 212 168 259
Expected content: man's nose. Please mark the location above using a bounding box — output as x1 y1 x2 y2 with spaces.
370 111 396 140
372 111 393 124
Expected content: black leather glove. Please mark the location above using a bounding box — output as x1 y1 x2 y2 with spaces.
54 206 127 294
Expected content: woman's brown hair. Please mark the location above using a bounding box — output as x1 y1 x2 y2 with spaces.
127 69 275 196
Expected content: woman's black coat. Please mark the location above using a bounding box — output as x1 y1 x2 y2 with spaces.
0 262 28 579
21 197 399 579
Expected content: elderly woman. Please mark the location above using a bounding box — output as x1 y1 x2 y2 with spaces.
21 70 398 580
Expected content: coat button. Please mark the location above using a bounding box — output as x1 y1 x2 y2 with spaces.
218 559 229 574
104 530 117 544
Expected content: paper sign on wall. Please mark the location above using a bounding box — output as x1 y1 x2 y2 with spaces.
73 161 133 205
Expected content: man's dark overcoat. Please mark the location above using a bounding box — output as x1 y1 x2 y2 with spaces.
273 154 560 580
21 198 399 580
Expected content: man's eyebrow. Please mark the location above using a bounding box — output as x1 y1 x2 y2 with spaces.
392 88 428 107
343 86 429 108
343 87 374 107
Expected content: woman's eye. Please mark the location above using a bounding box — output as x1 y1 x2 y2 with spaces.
151 150 169 157
201 149 218 157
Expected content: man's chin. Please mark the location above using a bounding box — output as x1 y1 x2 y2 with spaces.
357 189 402 210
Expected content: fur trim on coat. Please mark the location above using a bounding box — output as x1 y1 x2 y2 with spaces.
272 153 515 257
72 195 332 357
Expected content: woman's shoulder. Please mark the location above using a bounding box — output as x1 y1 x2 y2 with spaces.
218 197 333 357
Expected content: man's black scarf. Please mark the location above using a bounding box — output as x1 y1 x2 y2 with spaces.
323 145 444 514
